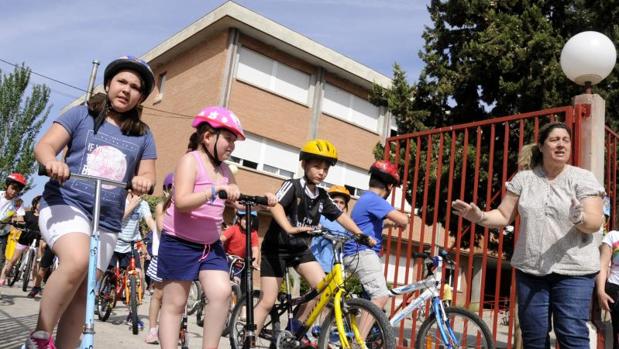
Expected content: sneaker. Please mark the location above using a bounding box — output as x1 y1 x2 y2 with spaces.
144 327 159 344
300 336 318 349
28 287 42 298
22 330 56 349
137 319 144 331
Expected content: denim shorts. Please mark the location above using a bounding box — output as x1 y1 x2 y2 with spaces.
157 233 228 281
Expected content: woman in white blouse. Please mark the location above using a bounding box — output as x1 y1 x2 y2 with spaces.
453 121 604 349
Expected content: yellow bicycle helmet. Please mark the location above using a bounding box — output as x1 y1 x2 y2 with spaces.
328 185 351 203
299 139 338 166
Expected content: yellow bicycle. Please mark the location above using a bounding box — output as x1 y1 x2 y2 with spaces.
228 228 395 349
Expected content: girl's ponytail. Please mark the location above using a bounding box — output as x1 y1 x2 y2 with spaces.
187 132 200 152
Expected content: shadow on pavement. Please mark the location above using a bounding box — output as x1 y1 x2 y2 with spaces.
0 310 37 349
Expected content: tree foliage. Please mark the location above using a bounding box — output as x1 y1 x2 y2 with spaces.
0 64 50 185
414 0 619 126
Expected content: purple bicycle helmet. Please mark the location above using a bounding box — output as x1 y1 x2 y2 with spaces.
163 173 174 190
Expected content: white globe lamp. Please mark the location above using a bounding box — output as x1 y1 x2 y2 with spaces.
560 31 616 89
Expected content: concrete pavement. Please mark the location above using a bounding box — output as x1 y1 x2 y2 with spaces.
0 284 232 349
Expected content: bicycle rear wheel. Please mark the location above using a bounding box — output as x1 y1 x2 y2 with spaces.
129 275 139 335
318 298 395 349
415 307 494 349
22 250 35 292
8 260 22 287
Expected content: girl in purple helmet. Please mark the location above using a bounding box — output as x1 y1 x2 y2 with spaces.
27 56 157 349
157 106 275 349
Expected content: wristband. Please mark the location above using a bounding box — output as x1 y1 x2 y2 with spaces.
210 185 217 203
478 211 485 224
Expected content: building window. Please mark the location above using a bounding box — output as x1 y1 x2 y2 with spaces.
325 163 369 198
236 46 310 105
231 133 299 179
322 83 381 132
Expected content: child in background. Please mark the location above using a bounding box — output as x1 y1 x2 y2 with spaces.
342 160 408 333
157 106 275 349
144 172 173 344
0 173 27 278
311 185 351 273
597 197 619 348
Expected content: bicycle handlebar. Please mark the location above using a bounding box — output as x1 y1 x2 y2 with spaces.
216 191 269 206
38 164 154 195
414 249 455 266
309 227 373 248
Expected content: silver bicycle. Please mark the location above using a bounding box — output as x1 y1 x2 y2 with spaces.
385 250 494 349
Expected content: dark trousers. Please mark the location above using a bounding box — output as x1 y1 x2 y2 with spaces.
0 234 8 272
605 282 619 349
516 270 595 349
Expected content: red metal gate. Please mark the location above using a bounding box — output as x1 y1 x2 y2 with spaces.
381 104 598 348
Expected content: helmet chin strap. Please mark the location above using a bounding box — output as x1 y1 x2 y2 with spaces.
202 132 222 167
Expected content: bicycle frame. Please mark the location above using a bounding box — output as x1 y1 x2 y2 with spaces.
297 232 365 348
67 173 127 349
121 240 142 305
387 253 466 347
387 256 443 327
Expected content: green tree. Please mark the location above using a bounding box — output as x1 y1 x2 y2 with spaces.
414 0 619 125
0 64 50 185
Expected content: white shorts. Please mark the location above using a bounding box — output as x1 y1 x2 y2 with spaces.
344 249 390 299
39 205 117 271
14 242 28 251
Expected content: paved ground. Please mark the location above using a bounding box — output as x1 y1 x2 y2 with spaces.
0 285 231 349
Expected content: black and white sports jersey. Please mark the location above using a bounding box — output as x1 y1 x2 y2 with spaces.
262 178 342 254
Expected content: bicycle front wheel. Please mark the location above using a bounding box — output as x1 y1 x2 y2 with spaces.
229 290 275 349
318 297 395 349
97 273 115 321
187 280 202 315
129 275 139 335
22 250 35 292
415 307 494 349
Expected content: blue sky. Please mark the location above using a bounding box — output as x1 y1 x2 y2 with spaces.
0 0 432 205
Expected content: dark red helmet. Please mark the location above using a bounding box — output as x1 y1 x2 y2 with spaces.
6 172 27 187
369 160 400 186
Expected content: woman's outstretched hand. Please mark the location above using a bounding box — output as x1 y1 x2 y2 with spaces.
452 199 484 223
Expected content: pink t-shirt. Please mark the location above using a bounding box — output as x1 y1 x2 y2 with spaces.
163 151 231 244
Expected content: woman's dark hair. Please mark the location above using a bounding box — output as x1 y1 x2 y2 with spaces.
527 121 572 169
31 195 41 210
87 92 150 137
187 122 217 152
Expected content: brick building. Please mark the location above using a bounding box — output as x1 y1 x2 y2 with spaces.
138 1 393 199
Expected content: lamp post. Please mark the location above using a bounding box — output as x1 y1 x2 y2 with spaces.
559 31 616 184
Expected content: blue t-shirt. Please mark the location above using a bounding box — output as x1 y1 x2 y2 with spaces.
115 200 151 253
41 105 157 232
343 191 394 257
311 215 347 273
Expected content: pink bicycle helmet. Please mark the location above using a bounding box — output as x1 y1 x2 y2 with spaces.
192 106 245 140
